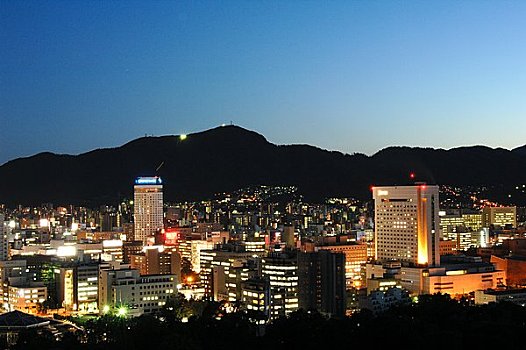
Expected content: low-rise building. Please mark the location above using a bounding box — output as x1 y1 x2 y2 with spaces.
98 267 177 317
475 288 526 306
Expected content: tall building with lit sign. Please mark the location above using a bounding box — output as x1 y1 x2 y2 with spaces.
134 177 164 243
373 185 440 266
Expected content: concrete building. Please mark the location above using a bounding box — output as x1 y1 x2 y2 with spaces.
297 250 346 317
122 241 144 264
241 278 270 322
98 267 177 317
440 212 483 242
490 255 526 286
6 285 47 314
55 263 99 313
0 260 47 315
262 251 298 319
200 243 260 300
0 214 7 261
134 177 164 243
439 240 458 256
130 246 181 277
359 286 410 314
190 240 214 273
282 225 295 248
373 185 440 266
366 256 506 296
482 206 517 229
475 288 526 306
316 242 367 288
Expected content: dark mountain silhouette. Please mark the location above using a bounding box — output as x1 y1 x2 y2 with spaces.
0 125 525 206
513 145 526 156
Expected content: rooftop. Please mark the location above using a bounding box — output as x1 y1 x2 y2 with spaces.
0 311 50 330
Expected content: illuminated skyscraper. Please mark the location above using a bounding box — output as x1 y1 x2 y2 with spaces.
373 185 440 266
262 251 299 319
134 177 164 243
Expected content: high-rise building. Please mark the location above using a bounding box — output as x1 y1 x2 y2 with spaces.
317 242 367 288
241 278 270 322
0 214 7 261
133 177 164 243
373 185 440 266
200 243 260 300
298 250 346 317
262 251 298 319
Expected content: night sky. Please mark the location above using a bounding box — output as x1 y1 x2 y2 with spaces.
1 1 525 165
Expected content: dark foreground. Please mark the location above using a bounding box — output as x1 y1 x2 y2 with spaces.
9 294 526 350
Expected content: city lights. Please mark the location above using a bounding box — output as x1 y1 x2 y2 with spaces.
117 306 127 317
2 1 526 347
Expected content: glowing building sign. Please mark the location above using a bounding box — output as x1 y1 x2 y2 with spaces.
135 177 162 185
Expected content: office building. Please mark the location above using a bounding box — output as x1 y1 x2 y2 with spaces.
0 260 47 314
359 286 410 314
241 278 270 322
200 243 259 300
134 177 164 243
373 185 440 266
262 251 299 319
98 267 177 317
130 246 181 277
490 255 526 286
0 214 7 261
6 285 47 314
298 250 346 317
317 242 367 288
123 241 144 264
366 257 505 296
482 206 516 229
55 263 100 314
475 289 526 306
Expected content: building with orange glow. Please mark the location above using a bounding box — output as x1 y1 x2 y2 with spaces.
373 185 440 266
490 255 526 286
130 247 181 276
317 242 367 288
398 256 505 295
439 240 458 256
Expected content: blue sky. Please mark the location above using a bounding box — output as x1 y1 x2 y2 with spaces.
1 0 525 164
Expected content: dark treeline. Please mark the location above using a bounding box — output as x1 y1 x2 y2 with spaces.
12 294 526 350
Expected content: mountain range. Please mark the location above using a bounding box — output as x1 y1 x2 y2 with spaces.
0 125 525 206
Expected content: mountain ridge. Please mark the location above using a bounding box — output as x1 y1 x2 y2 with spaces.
0 125 525 206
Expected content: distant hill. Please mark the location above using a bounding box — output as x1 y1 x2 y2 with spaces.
513 145 526 156
0 125 525 206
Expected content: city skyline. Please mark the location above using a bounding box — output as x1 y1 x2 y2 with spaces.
2 2 526 347
2 1 526 164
